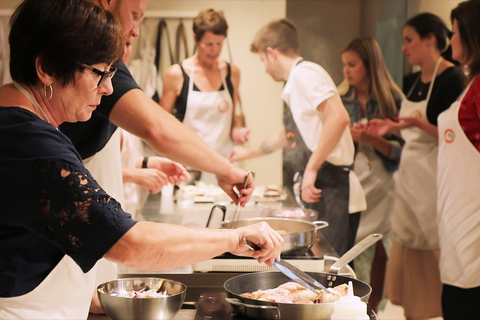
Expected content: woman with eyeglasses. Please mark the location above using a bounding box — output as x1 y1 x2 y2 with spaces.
0 0 283 318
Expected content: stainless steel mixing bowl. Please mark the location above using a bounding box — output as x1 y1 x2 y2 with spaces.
97 277 186 320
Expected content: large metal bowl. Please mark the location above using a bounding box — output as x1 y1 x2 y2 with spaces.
97 277 186 320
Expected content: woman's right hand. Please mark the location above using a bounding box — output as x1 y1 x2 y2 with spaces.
229 221 284 266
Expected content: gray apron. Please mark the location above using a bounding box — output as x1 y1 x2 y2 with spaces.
283 107 352 256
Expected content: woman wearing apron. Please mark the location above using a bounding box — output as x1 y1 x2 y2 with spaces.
339 36 404 313
370 13 465 320
230 18 367 257
438 3 480 318
161 9 249 184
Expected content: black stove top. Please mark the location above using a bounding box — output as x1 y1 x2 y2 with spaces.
194 292 378 320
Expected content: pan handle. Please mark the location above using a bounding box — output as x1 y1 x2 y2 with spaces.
326 233 383 275
225 298 281 319
205 204 226 228
313 220 329 232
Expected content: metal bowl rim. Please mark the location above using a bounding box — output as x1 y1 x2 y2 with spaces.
97 277 187 299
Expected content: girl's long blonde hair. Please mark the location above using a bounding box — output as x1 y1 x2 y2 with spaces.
338 36 403 120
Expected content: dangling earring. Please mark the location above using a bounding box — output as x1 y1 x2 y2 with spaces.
43 84 53 100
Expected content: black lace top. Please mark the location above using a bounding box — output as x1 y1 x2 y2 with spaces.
0 107 136 297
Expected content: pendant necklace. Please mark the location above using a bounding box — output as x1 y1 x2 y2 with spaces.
13 82 51 124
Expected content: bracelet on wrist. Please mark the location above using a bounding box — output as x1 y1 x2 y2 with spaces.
142 157 149 168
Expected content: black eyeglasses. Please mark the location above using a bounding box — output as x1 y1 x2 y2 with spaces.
77 62 118 88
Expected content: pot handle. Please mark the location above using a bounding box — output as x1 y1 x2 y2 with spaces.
313 220 329 231
225 298 281 319
326 233 383 275
205 204 226 228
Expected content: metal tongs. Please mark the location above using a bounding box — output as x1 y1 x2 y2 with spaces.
242 238 327 291
230 170 251 229
244 234 384 293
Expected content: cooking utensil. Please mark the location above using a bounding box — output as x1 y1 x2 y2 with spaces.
242 238 328 292
223 234 383 320
207 213 328 254
97 277 186 320
230 170 251 229
272 259 328 292
293 172 305 210
326 233 383 274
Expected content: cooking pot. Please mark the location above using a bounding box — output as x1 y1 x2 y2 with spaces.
206 205 328 254
223 234 382 320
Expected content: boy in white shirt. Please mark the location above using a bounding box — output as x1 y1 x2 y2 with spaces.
230 19 366 256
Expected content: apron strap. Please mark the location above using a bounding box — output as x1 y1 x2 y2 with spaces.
425 57 442 102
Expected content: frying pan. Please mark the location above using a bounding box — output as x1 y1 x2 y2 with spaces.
223 234 382 320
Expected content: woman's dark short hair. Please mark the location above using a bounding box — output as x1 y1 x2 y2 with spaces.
451 0 480 79
9 0 124 87
405 12 454 63
193 8 228 42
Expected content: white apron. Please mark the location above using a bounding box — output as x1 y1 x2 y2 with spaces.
354 142 394 242
182 64 234 184
83 130 124 291
437 82 480 288
392 58 442 250
0 255 95 319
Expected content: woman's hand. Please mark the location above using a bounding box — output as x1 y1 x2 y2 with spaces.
146 157 190 185
394 116 423 129
368 118 400 137
130 168 170 194
229 222 284 266
301 169 322 203
350 122 370 143
232 127 251 144
229 145 250 163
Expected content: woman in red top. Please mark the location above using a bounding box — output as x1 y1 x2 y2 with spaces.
437 1 480 319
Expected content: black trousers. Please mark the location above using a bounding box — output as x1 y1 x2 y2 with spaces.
442 284 480 320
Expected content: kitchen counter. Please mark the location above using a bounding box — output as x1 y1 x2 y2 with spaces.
89 190 372 320
114 191 344 301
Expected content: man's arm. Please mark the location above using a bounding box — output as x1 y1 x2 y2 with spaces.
109 89 253 204
302 94 350 203
229 127 288 162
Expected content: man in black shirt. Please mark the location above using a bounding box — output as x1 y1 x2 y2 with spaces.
60 0 255 313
